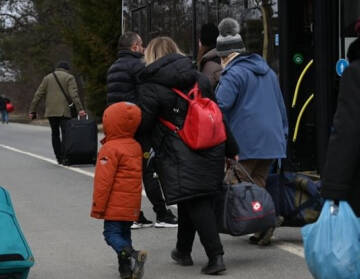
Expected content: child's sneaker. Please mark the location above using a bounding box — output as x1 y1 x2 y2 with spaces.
118 250 132 279
131 250 147 279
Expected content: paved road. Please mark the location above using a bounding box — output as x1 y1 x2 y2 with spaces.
0 123 312 279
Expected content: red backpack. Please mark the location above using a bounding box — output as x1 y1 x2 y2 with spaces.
159 82 227 150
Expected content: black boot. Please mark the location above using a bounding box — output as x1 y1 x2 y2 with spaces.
117 250 132 279
171 249 193 266
201 255 226 275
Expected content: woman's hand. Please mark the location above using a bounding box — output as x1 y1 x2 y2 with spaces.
78 110 86 117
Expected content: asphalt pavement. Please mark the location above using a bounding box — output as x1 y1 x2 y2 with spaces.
0 122 313 279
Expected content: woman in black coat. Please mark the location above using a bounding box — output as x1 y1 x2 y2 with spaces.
137 37 238 275
321 37 360 216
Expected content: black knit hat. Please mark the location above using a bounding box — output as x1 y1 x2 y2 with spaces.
216 18 246 57
200 23 219 47
56 61 70 70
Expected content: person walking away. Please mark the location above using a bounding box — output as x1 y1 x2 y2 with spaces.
107 32 177 229
198 23 222 89
91 102 147 279
215 18 288 245
137 36 239 275
321 36 360 217
0 95 10 124
29 61 85 164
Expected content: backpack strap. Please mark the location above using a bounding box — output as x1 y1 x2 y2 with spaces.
172 82 200 102
159 82 200 131
159 117 179 133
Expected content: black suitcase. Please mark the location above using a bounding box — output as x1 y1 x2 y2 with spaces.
62 117 98 165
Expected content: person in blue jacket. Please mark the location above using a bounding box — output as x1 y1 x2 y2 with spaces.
215 17 288 245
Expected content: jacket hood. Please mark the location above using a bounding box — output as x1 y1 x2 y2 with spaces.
202 48 218 61
225 53 269 75
102 102 141 143
138 54 198 89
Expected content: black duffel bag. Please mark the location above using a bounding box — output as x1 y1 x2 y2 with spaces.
215 160 276 236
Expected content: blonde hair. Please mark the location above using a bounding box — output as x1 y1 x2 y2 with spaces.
144 36 184 65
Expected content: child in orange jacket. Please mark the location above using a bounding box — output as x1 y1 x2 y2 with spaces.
91 102 147 279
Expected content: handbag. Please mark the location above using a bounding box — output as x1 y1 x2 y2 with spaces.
52 72 77 118
215 160 276 236
302 200 360 279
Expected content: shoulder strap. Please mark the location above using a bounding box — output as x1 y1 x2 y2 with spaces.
233 161 256 185
172 82 200 102
52 72 72 105
159 82 200 131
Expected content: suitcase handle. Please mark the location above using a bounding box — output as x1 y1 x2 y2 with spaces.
0 254 24 262
0 273 22 279
77 114 88 120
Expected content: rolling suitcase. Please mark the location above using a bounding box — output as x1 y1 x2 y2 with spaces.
0 187 34 279
62 116 98 165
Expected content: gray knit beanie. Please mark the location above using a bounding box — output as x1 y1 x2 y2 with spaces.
216 18 246 57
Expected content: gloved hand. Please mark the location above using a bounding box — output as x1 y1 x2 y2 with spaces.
28 112 37 120
78 110 87 117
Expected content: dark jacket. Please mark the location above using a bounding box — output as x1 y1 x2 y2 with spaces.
199 48 222 89
0 97 9 111
137 54 237 205
29 69 83 118
321 60 360 216
106 50 145 105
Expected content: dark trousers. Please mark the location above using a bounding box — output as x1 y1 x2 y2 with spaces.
139 136 167 217
48 117 68 161
177 196 224 259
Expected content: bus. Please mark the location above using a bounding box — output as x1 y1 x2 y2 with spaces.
123 0 360 174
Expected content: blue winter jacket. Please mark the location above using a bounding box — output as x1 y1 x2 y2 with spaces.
216 53 288 160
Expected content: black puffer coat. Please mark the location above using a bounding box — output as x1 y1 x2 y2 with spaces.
106 50 144 105
138 54 237 205
321 60 360 216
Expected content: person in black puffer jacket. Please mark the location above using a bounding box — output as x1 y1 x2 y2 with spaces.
137 37 238 275
107 32 178 229
107 32 145 105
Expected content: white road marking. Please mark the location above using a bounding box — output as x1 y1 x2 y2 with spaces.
275 241 305 258
0 143 305 258
0 144 164 202
0 144 95 177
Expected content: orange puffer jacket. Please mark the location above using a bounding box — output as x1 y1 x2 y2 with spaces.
91 102 142 221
